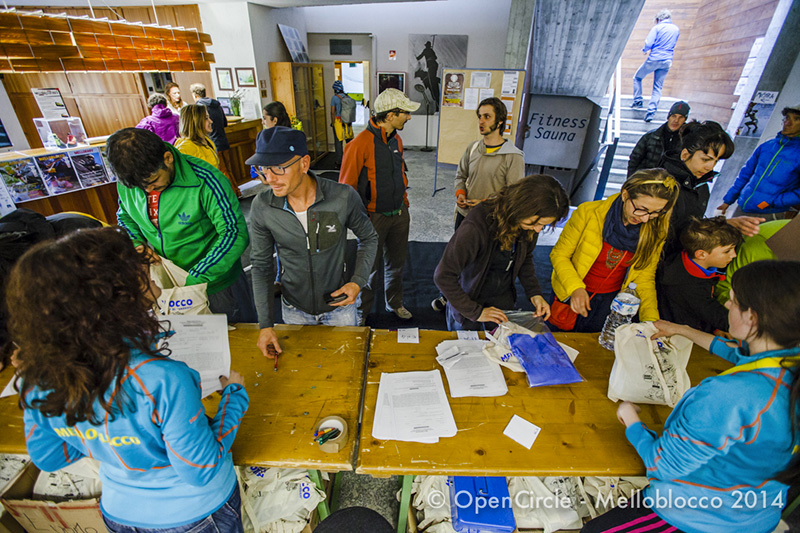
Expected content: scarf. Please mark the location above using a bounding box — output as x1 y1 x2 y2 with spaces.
602 196 641 253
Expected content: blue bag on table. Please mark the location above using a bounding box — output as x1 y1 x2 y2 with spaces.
508 331 583 387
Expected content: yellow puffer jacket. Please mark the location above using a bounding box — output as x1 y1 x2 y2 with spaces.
550 193 662 321
175 137 219 169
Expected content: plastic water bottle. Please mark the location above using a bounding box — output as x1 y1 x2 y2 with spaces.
598 282 641 350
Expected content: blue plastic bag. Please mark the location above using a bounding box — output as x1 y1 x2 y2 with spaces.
508 331 583 387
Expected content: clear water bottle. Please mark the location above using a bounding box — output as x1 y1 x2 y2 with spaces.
599 282 641 350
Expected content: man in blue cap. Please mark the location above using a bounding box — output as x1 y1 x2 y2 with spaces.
246 126 378 357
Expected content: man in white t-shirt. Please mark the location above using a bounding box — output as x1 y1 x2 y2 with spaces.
246 127 377 357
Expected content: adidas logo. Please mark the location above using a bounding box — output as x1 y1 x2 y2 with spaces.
178 212 192 225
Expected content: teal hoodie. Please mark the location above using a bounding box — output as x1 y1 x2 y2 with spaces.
116 145 248 294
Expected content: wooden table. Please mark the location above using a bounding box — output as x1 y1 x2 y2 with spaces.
358 329 732 532
0 324 370 519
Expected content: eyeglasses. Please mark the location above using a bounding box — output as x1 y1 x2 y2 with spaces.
256 157 301 178
627 198 664 218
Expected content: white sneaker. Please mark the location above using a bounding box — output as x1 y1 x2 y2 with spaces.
388 306 413 320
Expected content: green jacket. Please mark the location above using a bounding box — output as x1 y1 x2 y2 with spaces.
116 145 249 295
715 219 789 304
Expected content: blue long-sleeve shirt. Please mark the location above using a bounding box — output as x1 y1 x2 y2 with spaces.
625 337 800 533
643 19 680 61
23 350 249 528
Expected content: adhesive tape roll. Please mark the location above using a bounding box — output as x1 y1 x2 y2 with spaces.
316 415 348 453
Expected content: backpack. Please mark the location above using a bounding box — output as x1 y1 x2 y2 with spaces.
337 93 357 124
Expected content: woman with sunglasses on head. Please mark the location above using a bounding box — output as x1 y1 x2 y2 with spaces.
434 175 569 331
7 227 249 533
549 169 679 332
584 260 800 533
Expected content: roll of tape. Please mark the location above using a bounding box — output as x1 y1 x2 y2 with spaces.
315 415 348 453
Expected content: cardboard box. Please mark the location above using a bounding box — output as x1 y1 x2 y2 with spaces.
0 464 104 533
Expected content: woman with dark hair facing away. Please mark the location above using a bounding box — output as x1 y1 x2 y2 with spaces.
135 93 180 145
583 260 800 533
262 101 291 129
549 169 679 332
164 82 186 116
658 119 763 257
434 175 569 331
175 104 219 168
8 227 249 533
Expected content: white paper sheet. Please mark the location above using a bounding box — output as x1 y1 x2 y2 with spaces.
501 71 520 96
470 71 492 88
479 88 495 101
372 370 457 443
0 376 17 398
504 414 541 449
398 328 419 344
159 314 231 398
464 88 480 110
457 331 480 340
441 352 508 398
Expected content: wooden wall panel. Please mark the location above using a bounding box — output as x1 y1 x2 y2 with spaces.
73 96 148 137
171 71 215 99
619 0 778 125
66 72 143 95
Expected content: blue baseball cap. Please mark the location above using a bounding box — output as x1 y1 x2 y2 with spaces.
245 126 309 167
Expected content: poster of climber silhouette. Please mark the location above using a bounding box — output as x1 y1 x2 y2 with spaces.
409 34 468 116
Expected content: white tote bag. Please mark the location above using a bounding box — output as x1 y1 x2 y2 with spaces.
607 322 692 407
150 257 210 315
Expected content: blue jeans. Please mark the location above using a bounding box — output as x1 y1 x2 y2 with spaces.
102 486 243 533
281 298 358 326
632 58 672 113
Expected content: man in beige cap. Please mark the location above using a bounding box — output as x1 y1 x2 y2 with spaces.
340 88 420 324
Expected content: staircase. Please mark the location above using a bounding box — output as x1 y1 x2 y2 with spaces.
596 94 684 197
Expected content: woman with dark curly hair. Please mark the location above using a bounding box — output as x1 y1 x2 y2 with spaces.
7 227 248 533
434 174 569 331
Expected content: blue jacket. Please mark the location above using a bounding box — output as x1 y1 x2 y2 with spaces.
643 19 680 61
722 133 800 213
626 337 800 533
23 348 249 529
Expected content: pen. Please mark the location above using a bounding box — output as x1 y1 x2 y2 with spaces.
319 429 341 444
315 427 334 438
273 354 278 372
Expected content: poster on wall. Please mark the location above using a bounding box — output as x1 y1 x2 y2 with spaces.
408 34 468 115
736 91 778 138
522 95 593 168
278 24 309 63
0 158 49 202
378 72 406 94
442 73 464 108
32 88 69 120
35 153 83 195
69 147 110 188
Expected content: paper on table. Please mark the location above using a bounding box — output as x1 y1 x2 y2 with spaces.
441 352 508 398
457 331 480 340
0 376 17 398
504 414 541 449
372 370 457 443
159 314 231 398
398 328 419 344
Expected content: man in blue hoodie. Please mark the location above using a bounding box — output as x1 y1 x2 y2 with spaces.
631 9 680 123
718 105 800 220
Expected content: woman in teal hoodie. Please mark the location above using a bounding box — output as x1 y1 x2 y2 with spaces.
8 228 249 532
583 260 800 533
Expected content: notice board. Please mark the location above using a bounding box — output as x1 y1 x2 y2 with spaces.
435 68 525 166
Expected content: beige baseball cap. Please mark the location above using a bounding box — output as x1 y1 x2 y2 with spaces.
374 88 420 114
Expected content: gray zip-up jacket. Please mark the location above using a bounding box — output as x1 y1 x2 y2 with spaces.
454 139 525 217
250 172 378 328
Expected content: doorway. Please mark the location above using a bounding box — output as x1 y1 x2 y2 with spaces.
334 61 370 128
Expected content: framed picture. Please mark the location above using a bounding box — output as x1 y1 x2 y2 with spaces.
216 68 233 91
236 68 257 88
378 72 405 94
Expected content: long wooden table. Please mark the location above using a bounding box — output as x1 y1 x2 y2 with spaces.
0 324 370 519
358 329 732 533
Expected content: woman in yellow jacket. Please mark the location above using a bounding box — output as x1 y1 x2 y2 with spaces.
175 104 219 168
549 169 679 332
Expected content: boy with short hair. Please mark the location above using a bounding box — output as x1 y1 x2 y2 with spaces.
657 217 742 333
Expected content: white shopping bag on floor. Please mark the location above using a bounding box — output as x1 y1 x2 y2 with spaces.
582 476 648 515
150 256 210 315
607 322 692 407
508 476 586 532
238 467 324 533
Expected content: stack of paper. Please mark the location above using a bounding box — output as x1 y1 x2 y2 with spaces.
372 370 457 443
435 340 508 398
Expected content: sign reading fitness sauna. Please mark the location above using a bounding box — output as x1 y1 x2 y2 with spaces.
522 95 593 168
